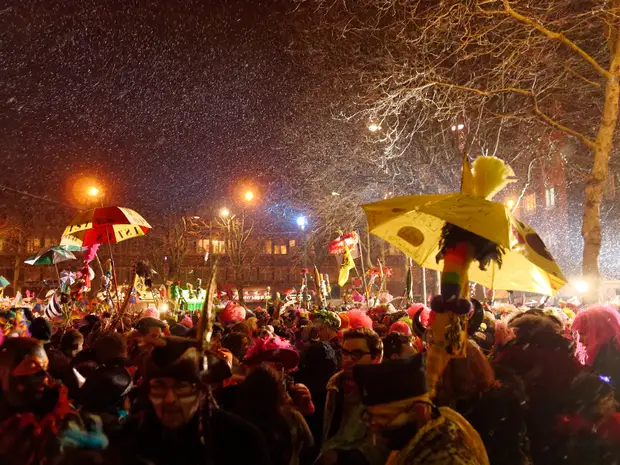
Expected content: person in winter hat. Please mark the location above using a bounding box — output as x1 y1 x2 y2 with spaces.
0 338 107 465
106 336 272 465
313 310 343 369
353 353 489 465
243 335 314 416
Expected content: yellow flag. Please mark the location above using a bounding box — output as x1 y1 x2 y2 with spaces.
338 245 355 286
461 154 474 195
133 274 148 299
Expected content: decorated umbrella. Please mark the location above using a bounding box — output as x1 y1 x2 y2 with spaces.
24 244 84 288
60 206 152 312
24 245 84 293
60 206 151 247
24 245 83 266
362 155 567 394
362 190 566 295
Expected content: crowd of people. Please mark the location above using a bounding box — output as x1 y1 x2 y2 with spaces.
0 296 620 465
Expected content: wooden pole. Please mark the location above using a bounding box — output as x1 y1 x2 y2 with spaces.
198 257 219 351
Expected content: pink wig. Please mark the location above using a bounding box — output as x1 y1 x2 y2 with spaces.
142 307 160 320
219 303 246 323
389 321 412 336
346 309 373 329
180 315 194 328
573 305 620 365
493 319 516 348
407 304 431 327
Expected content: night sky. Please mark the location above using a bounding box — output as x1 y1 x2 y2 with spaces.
1 0 309 213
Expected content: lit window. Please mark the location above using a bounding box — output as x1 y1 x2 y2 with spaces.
211 240 225 254
273 243 287 255
264 240 272 254
525 193 537 212
197 239 209 252
289 240 296 248
545 187 555 209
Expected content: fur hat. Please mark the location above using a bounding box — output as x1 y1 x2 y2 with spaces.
145 337 201 382
79 366 133 412
243 335 299 370
346 309 373 330
354 354 427 406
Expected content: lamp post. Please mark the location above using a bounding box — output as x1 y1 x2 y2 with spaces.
297 216 308 268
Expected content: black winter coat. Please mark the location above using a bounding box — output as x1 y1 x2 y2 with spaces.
107 404 273 465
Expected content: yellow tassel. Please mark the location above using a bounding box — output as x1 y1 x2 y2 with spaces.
471 156 515 200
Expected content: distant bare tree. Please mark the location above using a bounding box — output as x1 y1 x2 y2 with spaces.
149 214 208 282
218 211 256 305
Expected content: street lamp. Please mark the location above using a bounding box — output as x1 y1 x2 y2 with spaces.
505 199 516 210
573 279 590 294
244 190 254 202
87 186 100 198
368 122 380 132
297 216 308 267
220 207 230 218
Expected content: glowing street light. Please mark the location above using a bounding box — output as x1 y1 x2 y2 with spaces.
297 216 307 231
573 279 590 294
244 190 254 202
505 199 516 210
220 207 230 218
87 186 100 197
451 123 465 131
368 122 380 132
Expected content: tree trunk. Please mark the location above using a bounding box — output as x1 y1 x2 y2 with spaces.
12 255 21 293
582 24 620 302
236 278 245 305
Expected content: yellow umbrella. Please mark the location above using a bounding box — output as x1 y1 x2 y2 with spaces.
363 193 566 295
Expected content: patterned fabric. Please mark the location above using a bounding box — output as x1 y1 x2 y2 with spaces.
391 408 489 465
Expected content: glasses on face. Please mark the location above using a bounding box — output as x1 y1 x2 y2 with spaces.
341 349 372 361
149 380 198 400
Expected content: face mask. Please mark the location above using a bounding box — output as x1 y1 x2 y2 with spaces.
8 371 50 409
